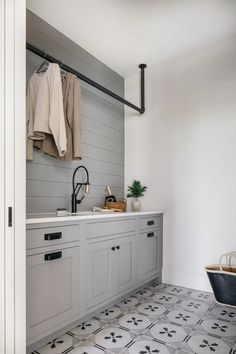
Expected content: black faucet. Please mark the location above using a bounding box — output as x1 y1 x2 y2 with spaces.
71 165 90 213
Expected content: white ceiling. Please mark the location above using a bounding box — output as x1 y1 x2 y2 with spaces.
26 0 236 77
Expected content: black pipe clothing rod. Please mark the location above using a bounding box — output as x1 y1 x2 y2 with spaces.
26 42 147 114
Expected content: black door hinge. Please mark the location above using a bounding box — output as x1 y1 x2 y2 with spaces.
8 207 12 227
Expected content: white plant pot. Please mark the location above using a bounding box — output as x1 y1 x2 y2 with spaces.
132 198 141 212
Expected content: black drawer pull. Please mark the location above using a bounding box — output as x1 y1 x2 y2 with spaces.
147 232 154 238
44 232 62 241
147 220 154 226
111 246 116 251
44 251 62 261
116 245 120 250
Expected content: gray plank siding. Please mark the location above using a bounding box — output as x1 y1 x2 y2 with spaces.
26 10 124 214
26 180 124 199
27 163 124 186
26 197 110 214
30 150 124 175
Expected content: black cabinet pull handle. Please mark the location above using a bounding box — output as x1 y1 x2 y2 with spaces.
147 232 154 238
116 245 120 250
44 232 62 241
44 251 62 261
147 220 154 226
111 246 116 251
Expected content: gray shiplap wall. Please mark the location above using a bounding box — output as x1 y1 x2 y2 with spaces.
26 11 124 213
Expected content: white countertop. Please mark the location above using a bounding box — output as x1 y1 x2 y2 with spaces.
26 210 164 225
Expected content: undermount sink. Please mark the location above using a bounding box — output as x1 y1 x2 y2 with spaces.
59 210 114 217
67 211 96 216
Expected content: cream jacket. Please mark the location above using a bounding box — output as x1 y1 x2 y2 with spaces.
33 73 81 161
26 63 67 159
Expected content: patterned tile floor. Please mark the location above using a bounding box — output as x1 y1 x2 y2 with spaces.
33 283 236 354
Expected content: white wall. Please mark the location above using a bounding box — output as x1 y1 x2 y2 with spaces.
125 37 236 291
26 0 236 77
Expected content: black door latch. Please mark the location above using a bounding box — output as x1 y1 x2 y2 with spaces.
8 207 12 227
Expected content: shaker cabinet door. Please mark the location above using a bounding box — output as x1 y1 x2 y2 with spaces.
115 236 136 294
139 230 161 280
86 235 137 309
27 246 80 340
86 239 116 309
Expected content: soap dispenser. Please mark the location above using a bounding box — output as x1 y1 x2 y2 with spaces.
105 186 116 205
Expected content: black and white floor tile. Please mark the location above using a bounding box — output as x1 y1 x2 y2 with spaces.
118 313 152 331
33 333 75 354
165 309 200 327
198 317 236 341
137 302 167 317
136 289 153 299
183 330 234 354
179 300 210 313
152 293 180 306
96 306 122 322
209 305 236 323
119 296 139 309
94 327 132 349
66 346 105 354
125 336 176 354
69 319 101 337
146 320 190 346
32 284 236 354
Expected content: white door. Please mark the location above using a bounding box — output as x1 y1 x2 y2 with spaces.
139 230 161 280
27 246 80 342
115 236 136 294
86 239 116 309
0 2 5 352
0 1 26 354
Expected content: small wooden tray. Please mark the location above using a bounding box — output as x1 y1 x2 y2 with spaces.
105 201 127 212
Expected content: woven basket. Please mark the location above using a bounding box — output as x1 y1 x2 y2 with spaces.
105 201 127 212
205 252 236 307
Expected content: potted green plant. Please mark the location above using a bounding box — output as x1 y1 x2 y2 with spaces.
126 180 147 212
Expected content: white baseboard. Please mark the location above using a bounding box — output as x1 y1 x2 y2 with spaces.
162 268 213 292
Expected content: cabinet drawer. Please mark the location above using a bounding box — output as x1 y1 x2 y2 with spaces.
139 215 161 230
26 225 79 250
86 218 136 239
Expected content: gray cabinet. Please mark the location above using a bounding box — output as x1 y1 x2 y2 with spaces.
27 245 80 340
86 239 116 309
26 212 163 347
116 236 136 293
139 230 162 280
139 215 161 230
26 225 79 249
86 235 136 309
86 218 136 239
